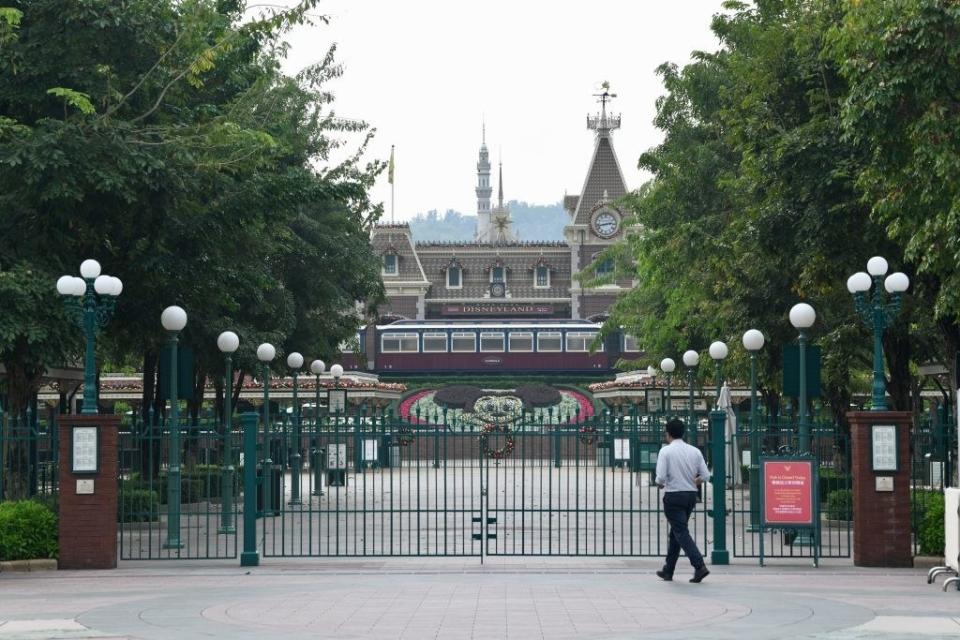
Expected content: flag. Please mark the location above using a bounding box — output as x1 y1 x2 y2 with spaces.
388 145 395 185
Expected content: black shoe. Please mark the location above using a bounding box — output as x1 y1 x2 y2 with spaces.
656 569 673 581
689 567 710 583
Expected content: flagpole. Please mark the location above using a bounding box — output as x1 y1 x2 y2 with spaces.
389 144 395 223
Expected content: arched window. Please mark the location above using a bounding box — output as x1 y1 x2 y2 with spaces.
383 253 398 275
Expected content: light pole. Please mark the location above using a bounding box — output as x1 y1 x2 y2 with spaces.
660 358 675 417
846 257 910 411
709 341 729 407
287 351 304 505
57 260 122 414
310 359 325 496
160 305 187 549
256 343 276 517
683 350 699 445
789 303 816 454
743 328 765 531
217 331 239 534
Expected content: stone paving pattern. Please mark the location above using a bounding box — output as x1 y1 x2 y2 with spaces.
3 559 959 639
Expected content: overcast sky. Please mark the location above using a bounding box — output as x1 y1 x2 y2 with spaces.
274 0 723 221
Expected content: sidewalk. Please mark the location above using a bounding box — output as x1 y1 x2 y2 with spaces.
2 558 958 639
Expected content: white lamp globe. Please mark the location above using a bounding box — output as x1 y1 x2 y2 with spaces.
56 275 74 295
867 256 889 277
789 303 816 329
310 359 326 375
70 277 87 296
160 305 188 331
217 331 240 353
94 275 113 295
110 277 123 296
647 365 656 377
79 259 101 279
660 358 676 373
847 271 872 293
742 329 765 352
709 341 729 360
287 352 304 369
257 343 276 362
884 272 910 293
330 363 344 379
683 350 700 367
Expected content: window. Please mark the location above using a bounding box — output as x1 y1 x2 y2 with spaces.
422 333 448 353
383 253 398 275
451 332 476 352
566 332 601 352
595 259 614 278
447 266 461 288
381 332 418 353
480 332 505 352
490 266 505 284
537 332 562 352
623 334 640 352
509 332 533 352
534 265 550 288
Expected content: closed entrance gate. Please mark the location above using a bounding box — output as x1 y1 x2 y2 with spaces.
116 411 851 563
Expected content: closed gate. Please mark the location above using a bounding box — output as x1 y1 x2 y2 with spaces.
259 412 708 560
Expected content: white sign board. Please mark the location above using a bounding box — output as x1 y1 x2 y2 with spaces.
72 426 98 473
363 439 378 462
76 479 94 494
871 424 898 472
327 443 347 469
328 389 346 414
613 438 630 461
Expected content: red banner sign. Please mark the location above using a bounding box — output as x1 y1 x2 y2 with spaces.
441 303 554 316
762 459 815 526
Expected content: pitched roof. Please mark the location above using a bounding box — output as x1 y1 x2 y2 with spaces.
570 134 628 225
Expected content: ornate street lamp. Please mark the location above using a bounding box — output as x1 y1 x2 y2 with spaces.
742 328 765 531
847 256 910 411
310 359 326 496
789 303 816 454
57 260 122 414
709 341 729 406
683 350 700 445
660 358 675 417
216 331 239 534
256 343 276 516
287 351 304 505
331 363 344 393
160 305 187 549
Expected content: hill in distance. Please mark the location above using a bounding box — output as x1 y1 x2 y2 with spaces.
408 201 567 242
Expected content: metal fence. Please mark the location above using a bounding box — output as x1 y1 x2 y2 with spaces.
0 408 59 505
910 411 955 556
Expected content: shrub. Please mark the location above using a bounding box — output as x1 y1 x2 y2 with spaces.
919 491 945 556
0 500 58 560
433 385 486 411
118 483 160 523
826 489 853 521
514 384 561 409
818 468 851 503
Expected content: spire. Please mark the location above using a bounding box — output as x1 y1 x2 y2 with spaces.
587 81 621 137
498 161 503 208
482 118 486 145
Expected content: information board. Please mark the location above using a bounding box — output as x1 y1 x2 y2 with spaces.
613 438 630 461
761 458 815 527
328 389 346 414
363 439 379 463
327 444 347 470
871 424 898 472
72 426 98 473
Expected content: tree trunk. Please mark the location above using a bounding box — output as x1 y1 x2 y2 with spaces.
188 368 206 422
883 328 912 412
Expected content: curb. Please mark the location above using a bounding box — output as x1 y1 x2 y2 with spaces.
912 555 945 569
0 559 58 572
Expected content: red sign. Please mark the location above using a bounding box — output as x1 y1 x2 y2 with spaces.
441 303 554 316
762 459 815 526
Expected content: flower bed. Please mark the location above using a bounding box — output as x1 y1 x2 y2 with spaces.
399 386 594 428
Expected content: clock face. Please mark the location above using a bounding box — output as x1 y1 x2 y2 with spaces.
490 282 506 298
592 210 620 238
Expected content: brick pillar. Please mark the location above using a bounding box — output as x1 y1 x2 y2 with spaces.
848 410 912 567
58 414 119 570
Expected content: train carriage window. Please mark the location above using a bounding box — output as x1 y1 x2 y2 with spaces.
623 334 640 352
423 333 448 353
480 332 505 352
381 332 419 353
451 332 477 352
537 331 562 352
566 332 602 352
509 332 533 352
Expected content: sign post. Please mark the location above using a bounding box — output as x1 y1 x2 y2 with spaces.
759 456 818 567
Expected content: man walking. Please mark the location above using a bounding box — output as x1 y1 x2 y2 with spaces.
655 418 710 583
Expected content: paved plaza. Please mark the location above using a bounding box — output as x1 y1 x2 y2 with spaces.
2 558 959 639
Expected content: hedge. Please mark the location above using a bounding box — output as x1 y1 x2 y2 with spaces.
118 482 160 523
826 489 853 521
818 468 851 503
918 491 945 556
0 500 58 561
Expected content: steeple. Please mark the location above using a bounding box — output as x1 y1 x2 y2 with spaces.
488 159 516 244
497 161 503 208
475 123 492 241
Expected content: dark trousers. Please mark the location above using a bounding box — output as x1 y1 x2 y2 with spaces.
662 491 704 573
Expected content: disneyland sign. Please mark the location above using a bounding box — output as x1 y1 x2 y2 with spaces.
442 303 555 316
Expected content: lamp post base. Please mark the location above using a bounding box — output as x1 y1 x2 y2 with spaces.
240 551 259 567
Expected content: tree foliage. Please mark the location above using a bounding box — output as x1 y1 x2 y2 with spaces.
0 1 384 413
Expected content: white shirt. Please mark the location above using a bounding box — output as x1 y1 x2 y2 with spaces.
655 439 710 492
